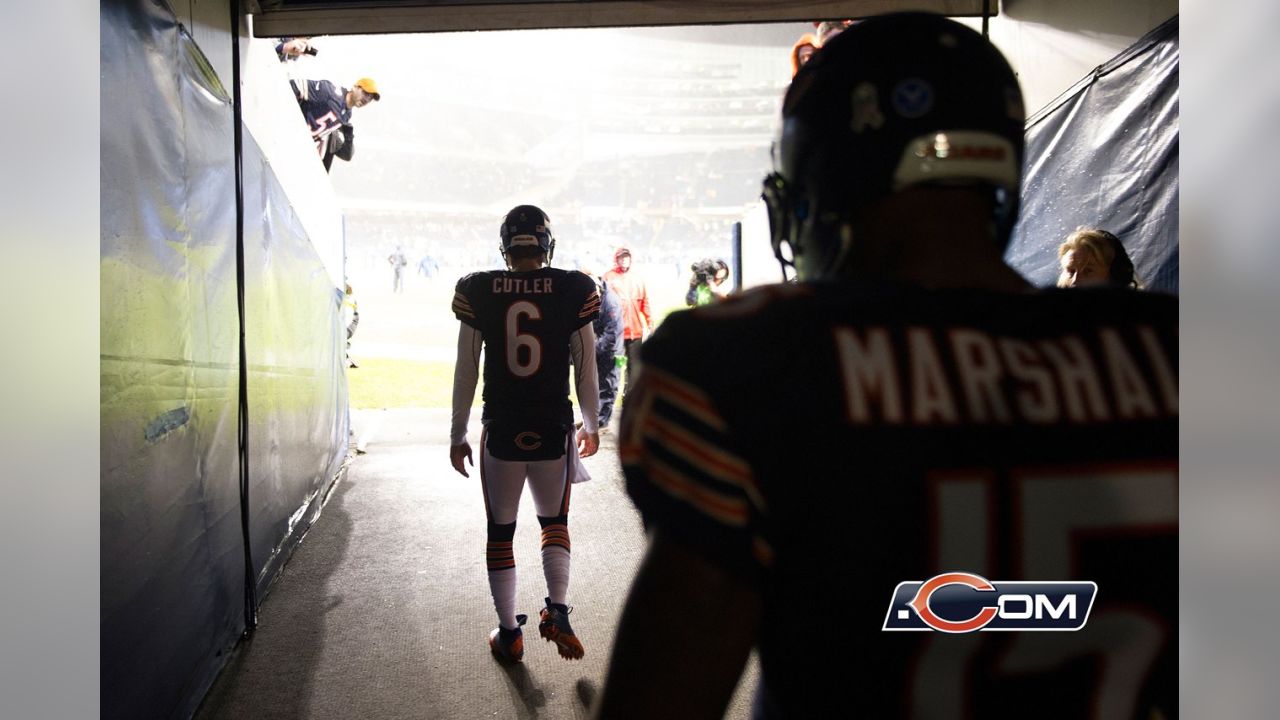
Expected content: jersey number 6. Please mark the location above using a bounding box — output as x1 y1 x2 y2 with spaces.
506 300 542 377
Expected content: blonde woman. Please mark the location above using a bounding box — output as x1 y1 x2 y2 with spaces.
1057 227 1142 288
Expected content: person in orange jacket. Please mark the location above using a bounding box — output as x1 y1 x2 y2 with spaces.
790 32 819 77
602 246 652 400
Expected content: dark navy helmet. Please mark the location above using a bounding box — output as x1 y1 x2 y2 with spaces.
763 13 1026 280
500 204 555 262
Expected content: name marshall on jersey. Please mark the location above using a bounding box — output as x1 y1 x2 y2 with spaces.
835 324 1177 426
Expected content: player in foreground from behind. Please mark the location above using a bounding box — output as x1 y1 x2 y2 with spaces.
450 205 602 663
596 13 1177 719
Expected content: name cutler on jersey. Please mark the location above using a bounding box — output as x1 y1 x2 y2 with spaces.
834 325 1176 426
492 277 555 294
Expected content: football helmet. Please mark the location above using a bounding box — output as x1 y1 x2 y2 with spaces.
500 204 555 264
763 13 1026 281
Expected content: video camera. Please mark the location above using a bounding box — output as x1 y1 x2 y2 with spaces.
690 259 723 285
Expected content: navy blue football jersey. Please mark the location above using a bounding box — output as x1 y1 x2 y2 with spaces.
453 267 601 427
621 282 1177 719
292 79 350 154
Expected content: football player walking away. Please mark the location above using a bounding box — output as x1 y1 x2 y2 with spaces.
449 205 602 664
597 14 1176 719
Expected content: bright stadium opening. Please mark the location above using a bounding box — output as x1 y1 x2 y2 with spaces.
297 25 798 407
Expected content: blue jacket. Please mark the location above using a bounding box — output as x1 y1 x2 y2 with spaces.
594 279 624 357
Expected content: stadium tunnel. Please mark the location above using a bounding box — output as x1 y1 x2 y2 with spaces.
100 1 1178 717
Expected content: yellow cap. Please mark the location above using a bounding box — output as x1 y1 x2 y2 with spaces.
353 77 380 100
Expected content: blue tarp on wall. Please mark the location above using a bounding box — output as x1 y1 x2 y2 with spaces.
1007 16 1179 293
100 2 349 718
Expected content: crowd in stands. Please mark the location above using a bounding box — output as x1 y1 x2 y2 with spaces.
342 207 742 287
329 145 766 213
542 148 767 210
335 154 541 206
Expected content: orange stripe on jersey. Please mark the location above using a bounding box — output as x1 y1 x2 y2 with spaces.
452 292 475 318
619 444 642 465
579 289 601 317
645 414 765 512
644 366 728 432
647 414 751 482
646 454 749 527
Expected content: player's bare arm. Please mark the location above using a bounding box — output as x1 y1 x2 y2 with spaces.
570 322 600 458
594 532 760 720
449 321 482 478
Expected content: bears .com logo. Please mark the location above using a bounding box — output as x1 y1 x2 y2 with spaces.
882 572 1097 633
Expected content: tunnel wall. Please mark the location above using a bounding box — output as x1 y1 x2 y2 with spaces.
100 2 349 718
1006 16 1179 291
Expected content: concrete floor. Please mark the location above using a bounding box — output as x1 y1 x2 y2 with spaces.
195 407 758 719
